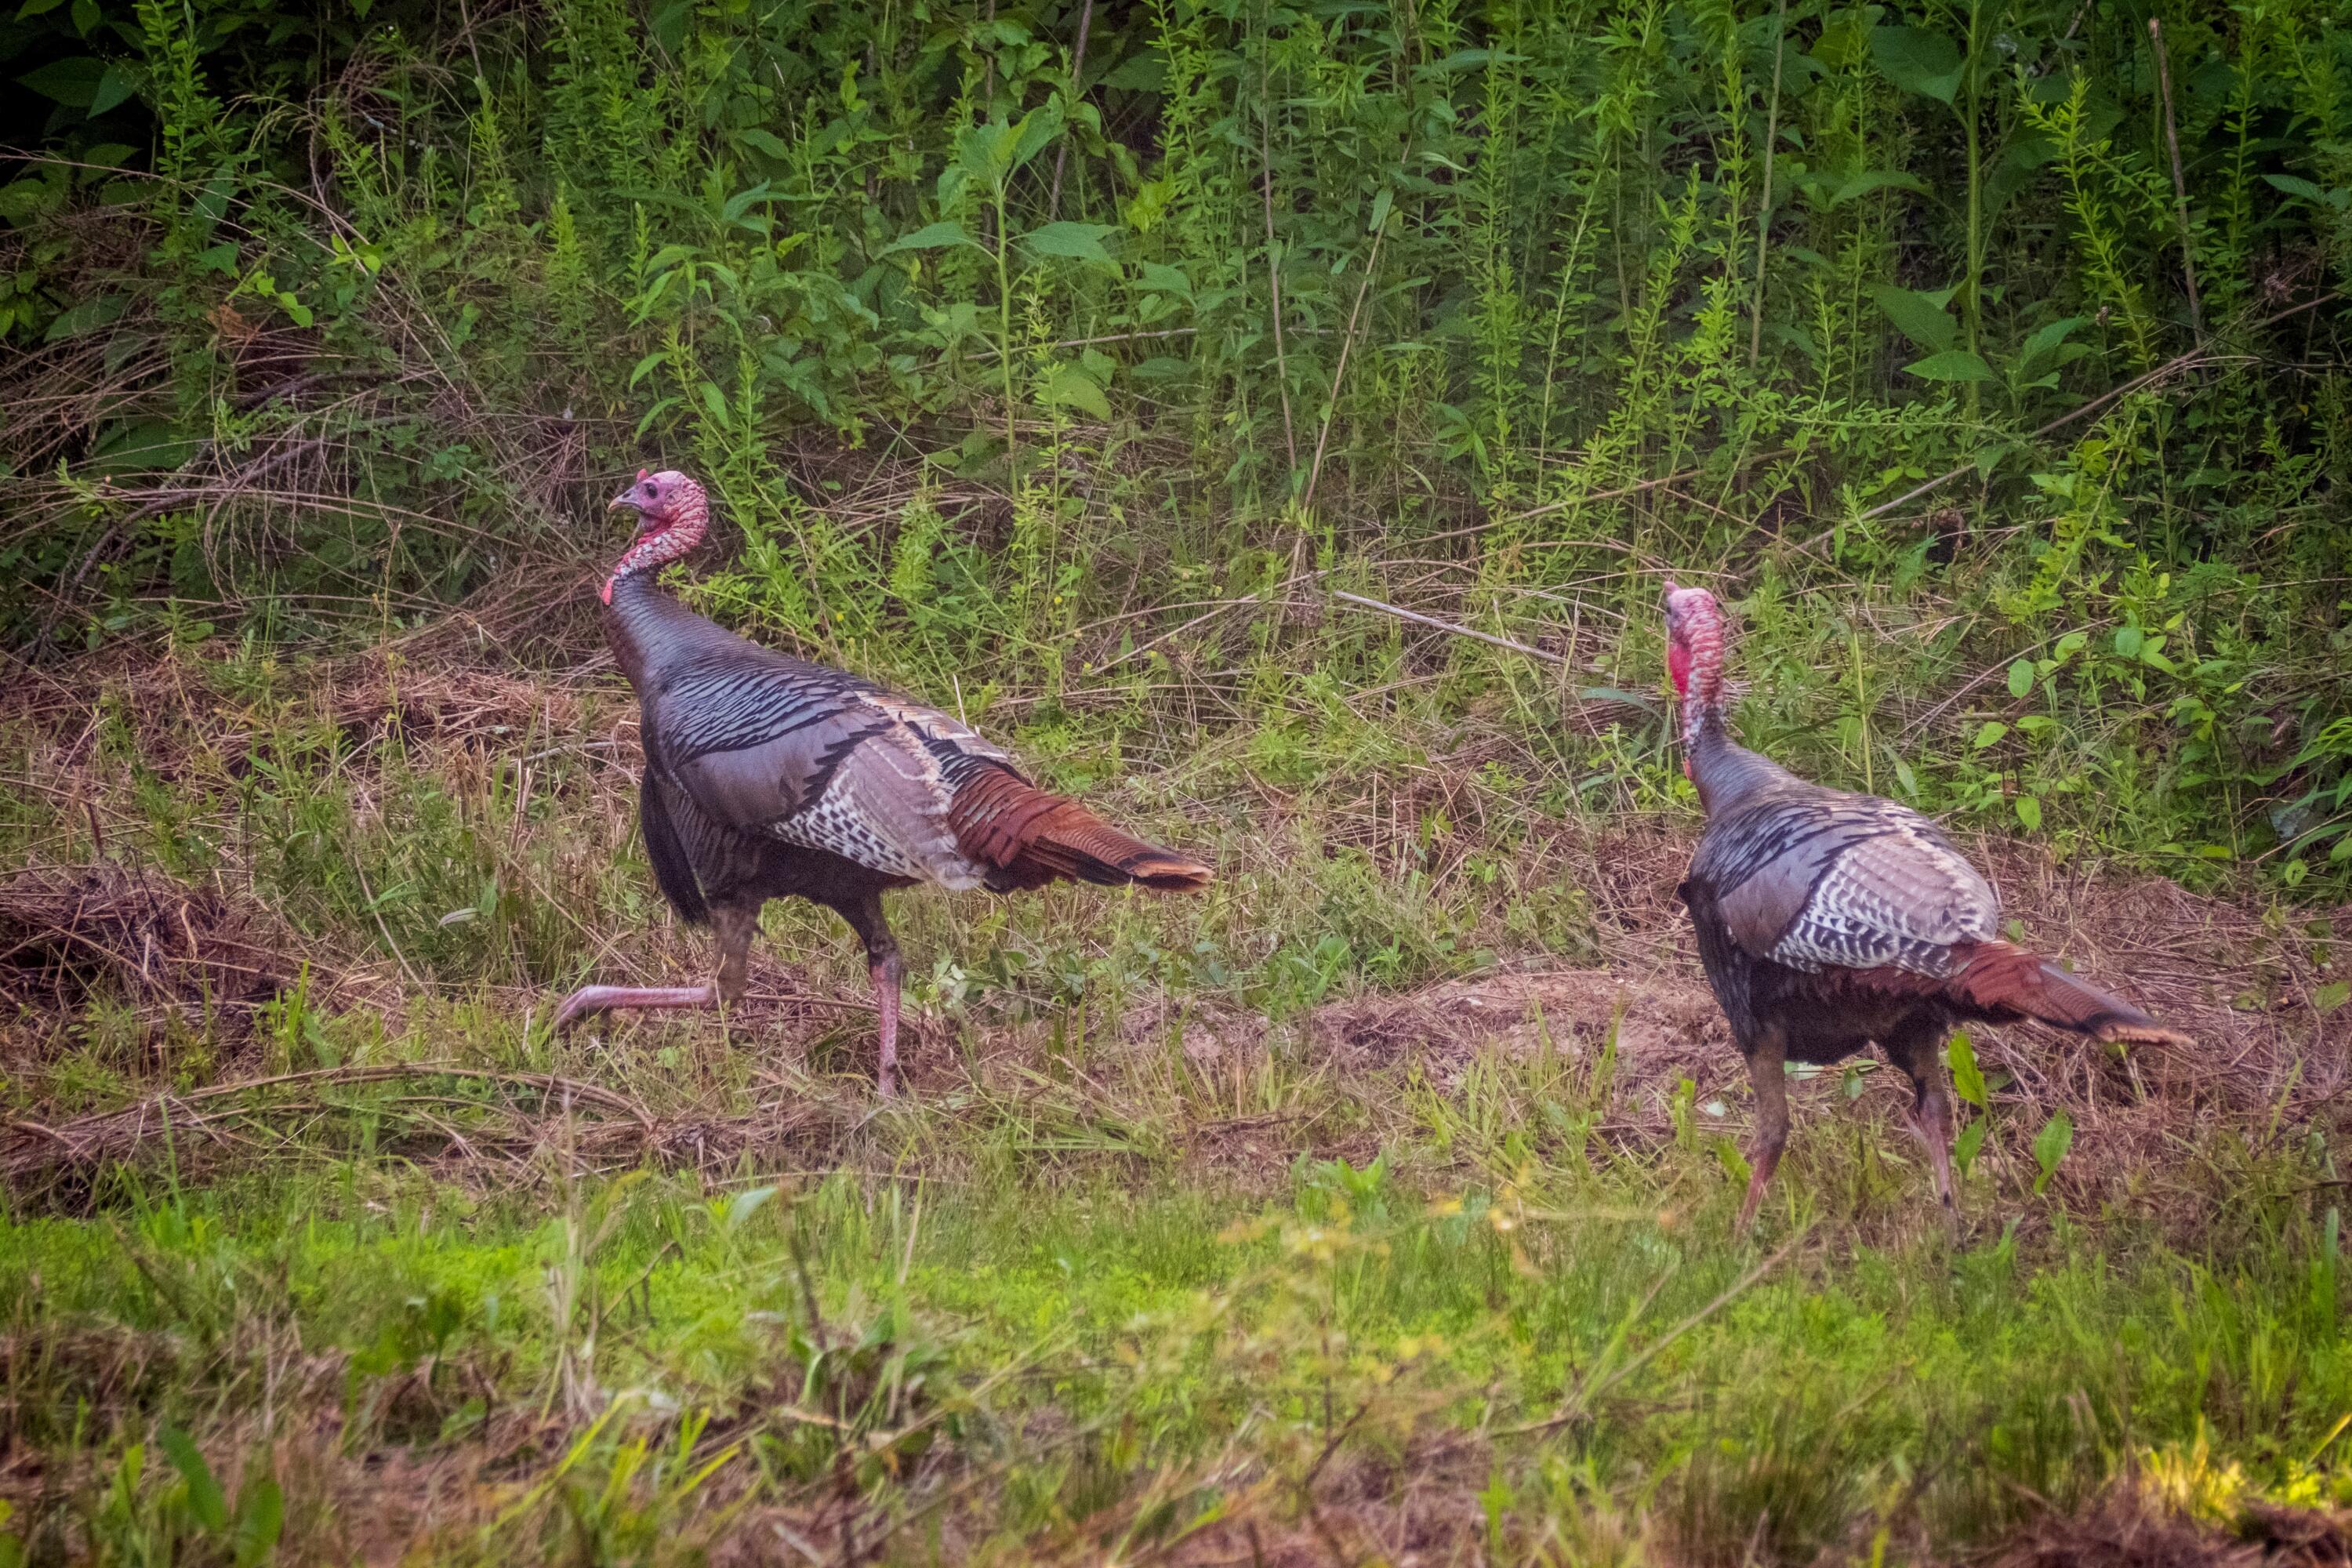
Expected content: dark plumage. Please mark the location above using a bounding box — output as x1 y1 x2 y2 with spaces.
556 470 1211 1094
1662 583 2189 1232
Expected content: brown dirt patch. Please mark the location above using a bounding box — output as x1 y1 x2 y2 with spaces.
1307 966 1726 1091
1991 1488 2352 1568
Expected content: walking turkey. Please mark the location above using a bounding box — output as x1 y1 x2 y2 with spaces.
555 469 1213 1096
1661 583 2188 1232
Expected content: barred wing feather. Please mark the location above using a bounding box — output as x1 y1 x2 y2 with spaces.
1703 794 1998 978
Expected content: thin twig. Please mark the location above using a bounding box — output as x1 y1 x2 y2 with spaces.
1748 0 1789 368
2147 20 2205 341
1258 42 1297 472
1302 222 1387 514
1330 590 1564 665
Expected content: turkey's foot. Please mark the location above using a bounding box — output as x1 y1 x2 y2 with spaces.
554 983 717 1033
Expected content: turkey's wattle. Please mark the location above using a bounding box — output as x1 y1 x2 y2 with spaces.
557 468 1212 1096
1663 582 2189 1232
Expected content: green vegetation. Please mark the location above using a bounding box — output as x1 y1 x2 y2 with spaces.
2 0 2349 1559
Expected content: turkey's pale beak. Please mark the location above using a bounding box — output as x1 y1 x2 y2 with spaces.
608 488 641 513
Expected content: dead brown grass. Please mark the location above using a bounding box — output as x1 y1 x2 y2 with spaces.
1992 1486 2352 1568
0 861 310 1015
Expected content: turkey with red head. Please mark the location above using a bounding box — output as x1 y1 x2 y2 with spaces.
556 470 1213 1096
1662 583 2188 1232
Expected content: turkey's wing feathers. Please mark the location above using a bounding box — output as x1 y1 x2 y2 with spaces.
1698 792 1994 975
1767 818 1997 975
639 759 710 924
776 720 985 888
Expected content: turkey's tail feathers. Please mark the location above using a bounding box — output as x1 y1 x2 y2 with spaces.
1947 940 2190 1047
948 770 1211 893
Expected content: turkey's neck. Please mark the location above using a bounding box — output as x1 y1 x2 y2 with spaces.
1686 708 1785 816
1681 656 1789 817
601 497 716 688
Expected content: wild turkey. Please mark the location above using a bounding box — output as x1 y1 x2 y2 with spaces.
1662 583 2188 1232
555 469 1213 1095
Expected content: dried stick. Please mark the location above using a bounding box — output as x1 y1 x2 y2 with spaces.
1793 292 2339 550
1330 590 1565 665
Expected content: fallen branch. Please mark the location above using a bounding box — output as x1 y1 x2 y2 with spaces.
1330 589 1565 665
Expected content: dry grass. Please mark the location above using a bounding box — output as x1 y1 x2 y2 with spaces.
0 861 319 1022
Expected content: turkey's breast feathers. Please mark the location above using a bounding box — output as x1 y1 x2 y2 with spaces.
1693 786 1999 981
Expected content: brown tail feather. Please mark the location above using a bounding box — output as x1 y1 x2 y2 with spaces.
1947 940 2191 1046
948 770 1212 893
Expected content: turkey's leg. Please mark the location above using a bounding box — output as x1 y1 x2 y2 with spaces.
838 889 906 1099
554 903 757 1032
1883 1020 1958 1231
1736 1025 1790 1236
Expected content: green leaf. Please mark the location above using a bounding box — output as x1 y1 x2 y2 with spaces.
1040 363 1111 420
2016 315 2089 368
43 291 125 342
2264 173 2350 209
2317 981 2350 1014
736 127 794 160
1947 1030 1988 1109
720 181 771 226
19 55 105 107
2015 794 2042 831
1135 260 1192 299
1972 720 2008 749
1011 104 1062 172
880 220 982 256
1826 169 1928 207
1714 1137 1751 1187
724 1185 778 1232
89 60 136 115
2032 1110 2073 1195
2007 659 2035 699
1905 349 1996 383
1869 285 1957 354
2114 626 2143 658
1954 1116 1987 1178
1018 220 1116 263
160 1426 227 1532
17 0 71 16
230 1477 283 1568
1871 25 1964 103
1368 187 1394 234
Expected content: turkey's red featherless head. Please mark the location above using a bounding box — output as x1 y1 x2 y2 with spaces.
1661 582 1726 702
601 469 710 604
